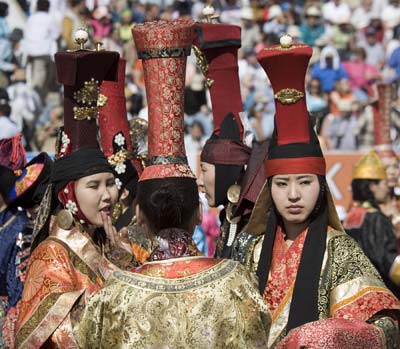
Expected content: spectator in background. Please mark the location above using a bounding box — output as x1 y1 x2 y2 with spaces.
331 13 356 60
306 77 329 116
7 69 42 149
360 26 385 68
342 47 380 102
240 7 261 53
220 0 241 25
23 0 59 102
329 78 356 117
0 88 19 140
61 0 86 50
0 2 9 39
311 46 348 93
381 0 400 42
90 5 113 41
300 5 325 47
322 0 351 25
355 102 375 150
184 120 206 175
351 0 377 30
263 4 287 39
0 2 16 88
328 99 359 150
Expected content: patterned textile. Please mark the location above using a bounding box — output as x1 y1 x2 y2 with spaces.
12 223 117 349
245 228 400 348
148 228 201 261
276 317 384 348
0 208 27 306
132 19 196 181
78 257 271 348
344 205 400 298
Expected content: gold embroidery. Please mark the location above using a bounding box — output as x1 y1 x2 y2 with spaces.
274 88 304 105
97 93 108 107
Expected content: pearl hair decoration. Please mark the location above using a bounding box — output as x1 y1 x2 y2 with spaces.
202 5 215 16
74 28 89 49
280 34 293 48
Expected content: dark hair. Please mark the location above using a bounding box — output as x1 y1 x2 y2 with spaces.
37 0 50 12
351 178 380 208
353 47 367 60
0 2 8 17
137 178 199 233
0 104 11 116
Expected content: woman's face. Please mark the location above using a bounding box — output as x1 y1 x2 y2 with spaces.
74 172 118 227
198 162 216 207
271 174 320 225
381 156 400 189
369 179 390 204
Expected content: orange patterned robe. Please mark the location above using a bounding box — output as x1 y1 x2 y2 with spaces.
13 224 116 349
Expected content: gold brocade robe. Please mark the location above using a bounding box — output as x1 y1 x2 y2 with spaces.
78 256 271 349
244 228 400 348
14 224 117 349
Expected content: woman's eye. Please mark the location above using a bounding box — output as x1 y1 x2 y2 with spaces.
88 185 98 190
276 182 286 187
300 181 311 185
107 181 116 187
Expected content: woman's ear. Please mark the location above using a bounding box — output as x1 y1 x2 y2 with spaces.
120 188 130 201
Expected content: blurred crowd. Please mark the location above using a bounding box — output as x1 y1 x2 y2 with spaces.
1 0 400 175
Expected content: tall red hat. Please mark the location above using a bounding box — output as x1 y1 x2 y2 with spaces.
373 83 397 158
132 19 196 181
193 22 244 139
98 58 142 190
257 36 326 176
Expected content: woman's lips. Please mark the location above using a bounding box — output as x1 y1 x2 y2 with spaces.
287 205 303 214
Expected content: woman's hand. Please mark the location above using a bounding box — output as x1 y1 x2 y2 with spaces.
101 212 132 254
277 318 383 349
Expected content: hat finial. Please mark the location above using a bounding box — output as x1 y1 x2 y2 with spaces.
280 34 293 48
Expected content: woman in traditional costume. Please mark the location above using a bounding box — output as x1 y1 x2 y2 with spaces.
344 150 400 298
193 18 269 264
13 32 122 348
77 19 271 349
243 35 400 348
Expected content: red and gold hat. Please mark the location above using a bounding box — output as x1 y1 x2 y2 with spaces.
257 35 326 176
52 32 120 228
54 34 119 155
98 58 142 190
193 22 244 139
132 19 195 181
373 83 397 158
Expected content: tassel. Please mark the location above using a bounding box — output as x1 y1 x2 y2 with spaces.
11 134 26 165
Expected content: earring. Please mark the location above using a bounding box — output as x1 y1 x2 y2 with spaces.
56 209 74 230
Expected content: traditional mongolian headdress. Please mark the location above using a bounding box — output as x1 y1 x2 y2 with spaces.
193 21 251 207
34 30 119 241
246 35 343 331
97 58 141 192
8 152 53 209
193 18 269 251
353 150 387 180
132 19 196 182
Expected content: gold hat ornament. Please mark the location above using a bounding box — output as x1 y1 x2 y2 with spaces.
353 150 387 180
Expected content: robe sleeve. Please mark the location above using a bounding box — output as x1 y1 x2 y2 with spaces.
15 240 86 349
